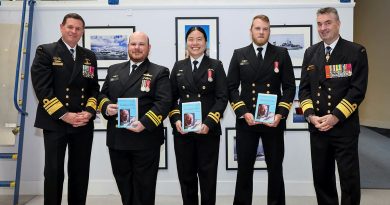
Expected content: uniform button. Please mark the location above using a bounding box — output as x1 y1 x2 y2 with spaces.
328 95 331 99
81 88 85 92
252 97 256 101
202 86 206 90
266 91 270 94
252 83 256 87
81 95 85 99
66 88 69 92
182 86 185 90
198 94 201 98
65 103 69 106
316 108 320 111
252 90 256 94
253 104 256 108
66 95 69 99
318 86 322 89
81 103 84 106
186 94 190 98
317 93 320 97
327 110 331 114
328 88 332 91
328 102 331 106
267 83 270 87
316 100 320 104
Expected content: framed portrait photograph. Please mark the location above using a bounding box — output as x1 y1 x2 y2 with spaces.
175 17 219 61
269 25 312 67
286 79 309 130
159 127 168 169
83 26 135 68
225 127 267 170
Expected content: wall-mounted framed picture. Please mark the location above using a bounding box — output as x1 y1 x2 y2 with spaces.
269 25 312 68
175 17 219 61
286 79 309 130
159 127 168 169
97 67 108 81
83 26 135 68
225 127 267 170
94 80 108 131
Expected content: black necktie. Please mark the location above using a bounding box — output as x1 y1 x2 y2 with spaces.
130 64 137 75
69 48 75 60
257 47 263 64
325 46 332 62
193 60 199 73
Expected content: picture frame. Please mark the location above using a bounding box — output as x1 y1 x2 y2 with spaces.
225 127 267 170
286 79 309 130
94 80 108 131
175 17 219 61
269 25 312 68
159 127 168 169
97 67 108 81
83 26 135 68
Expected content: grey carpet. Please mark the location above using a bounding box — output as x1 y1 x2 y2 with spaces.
359 126 390 189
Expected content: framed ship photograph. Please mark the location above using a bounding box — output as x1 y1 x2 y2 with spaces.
269 25 312 68
175 17 219 61
83 26 135 68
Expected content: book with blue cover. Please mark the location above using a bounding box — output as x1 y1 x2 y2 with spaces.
254 93 277 123
181 101 202 132
117 98 138 128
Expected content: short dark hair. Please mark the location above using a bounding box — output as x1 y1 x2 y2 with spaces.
62 13 85 28
317 7 340 21
251 15 270 29
185 26 208 42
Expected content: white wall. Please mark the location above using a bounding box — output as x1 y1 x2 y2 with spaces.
0 0 354 196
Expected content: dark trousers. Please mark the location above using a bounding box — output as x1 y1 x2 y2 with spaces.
109 147 160 205
174 133 220 205
233 128 285 205
310 132 361 205
43 129 93 205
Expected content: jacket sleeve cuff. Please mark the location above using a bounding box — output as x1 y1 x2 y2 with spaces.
277 102 292 118
141 110 163 131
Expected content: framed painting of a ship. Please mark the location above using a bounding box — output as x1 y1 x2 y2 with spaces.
270 25 312 68
82 26 135 68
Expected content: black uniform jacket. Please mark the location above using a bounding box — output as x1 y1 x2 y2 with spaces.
227 43 295 131
299 37 368 136
98 59 172 150
169 56 228 135
31 39 99 133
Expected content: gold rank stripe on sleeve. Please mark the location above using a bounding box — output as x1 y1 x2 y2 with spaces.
169 109 180 117
278 102 292 110
86 97 97 110
208 112 221 123
231 101 245 111
146 110 162 126
336 99 357 118
43 97 64 115
300 99 314 113
98 98 110 112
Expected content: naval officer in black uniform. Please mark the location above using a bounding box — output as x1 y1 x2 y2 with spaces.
169 26 228 205
299 7 368 205
98 31 171 205
31 13 99 205
227 15 295 205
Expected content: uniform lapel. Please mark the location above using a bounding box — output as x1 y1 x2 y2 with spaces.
119 61 131 87
57 40 76 84
193 56 211 89
119 59 149 96
255 44 276 80
244 44 260 75
315 43 327 84
69 45 84 83
183 58 197 92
